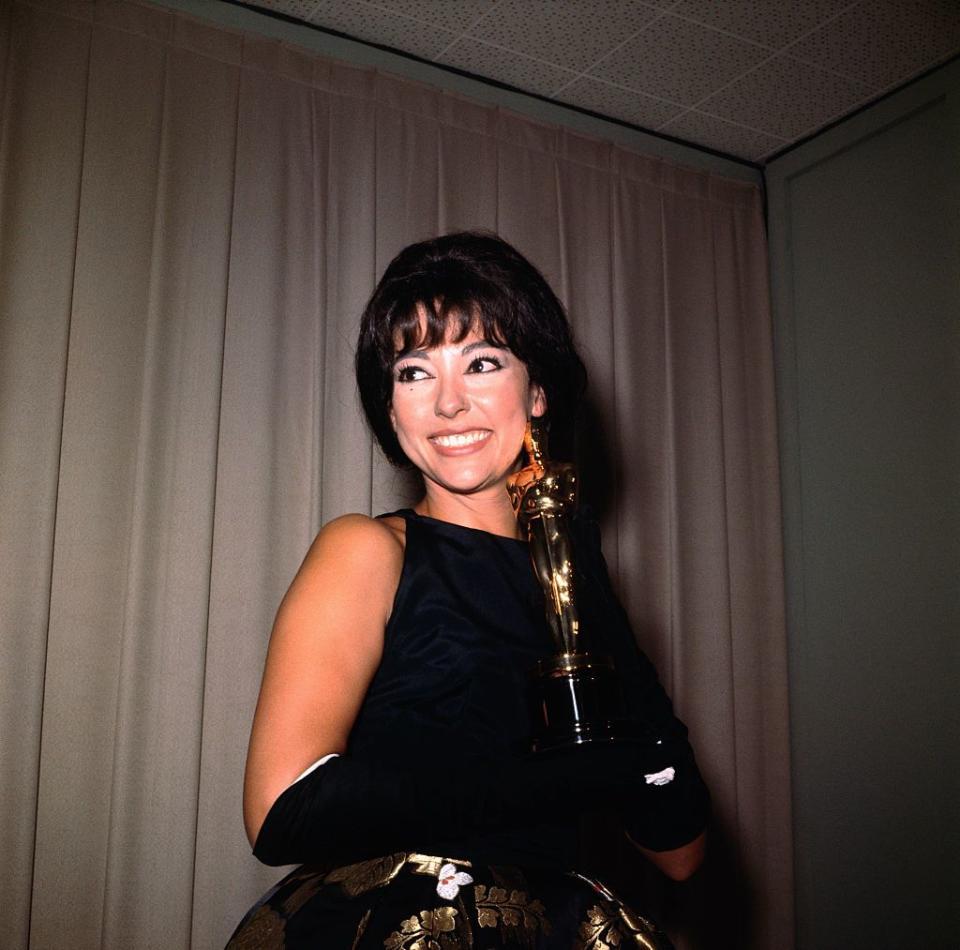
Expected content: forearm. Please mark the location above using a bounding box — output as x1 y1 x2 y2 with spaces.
621 739 710 868
252 753 501 867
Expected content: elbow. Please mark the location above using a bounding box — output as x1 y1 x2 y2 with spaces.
661 853 703 882
243 798 265 851
244 762 303 851
245 780 312 867
659 831 707 881
666 869 694 882
243 815 260 852
632 829 706 881
243 781 279 851
246 797 289 867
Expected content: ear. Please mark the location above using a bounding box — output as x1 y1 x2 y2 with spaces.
389 403 397 430
530 384 547 418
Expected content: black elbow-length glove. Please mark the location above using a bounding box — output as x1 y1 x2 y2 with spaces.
253 752 502 867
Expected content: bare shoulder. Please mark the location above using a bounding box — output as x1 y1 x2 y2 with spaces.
314 512 404 557
285 513 405 614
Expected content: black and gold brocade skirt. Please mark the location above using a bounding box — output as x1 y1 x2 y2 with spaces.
226 852 672 949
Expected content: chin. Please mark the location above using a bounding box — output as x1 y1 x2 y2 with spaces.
430 466 501 495
439 475 494 495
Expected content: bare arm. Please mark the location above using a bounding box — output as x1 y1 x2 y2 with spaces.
242 514 403 845
635 830 706 882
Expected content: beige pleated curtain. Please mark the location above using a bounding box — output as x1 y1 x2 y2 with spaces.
0 1 792 947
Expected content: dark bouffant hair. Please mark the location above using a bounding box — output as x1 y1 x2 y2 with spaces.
355 231 587 467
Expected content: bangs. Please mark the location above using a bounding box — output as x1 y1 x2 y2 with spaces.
389 296 509 358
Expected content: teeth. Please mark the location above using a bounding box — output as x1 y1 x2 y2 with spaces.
432 430 489 447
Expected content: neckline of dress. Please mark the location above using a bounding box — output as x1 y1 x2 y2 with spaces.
397 508 529 545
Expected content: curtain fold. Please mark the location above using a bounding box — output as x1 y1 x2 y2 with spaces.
0 1 791 947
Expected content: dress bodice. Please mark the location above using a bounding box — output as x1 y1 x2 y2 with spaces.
349 509 553 761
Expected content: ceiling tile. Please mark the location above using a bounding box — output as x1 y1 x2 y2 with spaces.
370 0 493 36
302 1 458 59
467 0 661 73
588 13 769 106
672 0 854 51
659 109 787 162
790 0 960 90
699 54 872 140
238 1 960 164
558 76 682 129
248 0 324 19
437 37 580 97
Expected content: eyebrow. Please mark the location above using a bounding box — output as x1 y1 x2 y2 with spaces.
392 339 507 365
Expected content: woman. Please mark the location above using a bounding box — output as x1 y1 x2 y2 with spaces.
229 233 708 949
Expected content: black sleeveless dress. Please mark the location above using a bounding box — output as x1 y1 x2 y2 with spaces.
226 510 699 949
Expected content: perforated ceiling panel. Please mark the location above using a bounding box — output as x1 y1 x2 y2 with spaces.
244 0 960 163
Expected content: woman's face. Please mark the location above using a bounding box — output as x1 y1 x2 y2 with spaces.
389 316 546 499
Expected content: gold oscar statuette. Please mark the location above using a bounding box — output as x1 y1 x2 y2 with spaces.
508 421 636 752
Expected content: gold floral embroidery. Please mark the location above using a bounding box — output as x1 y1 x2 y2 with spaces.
473 884 550 938
226 905 285 950
575 902 668 950
325 853 407 898
576 904 621 950
384 906 460 950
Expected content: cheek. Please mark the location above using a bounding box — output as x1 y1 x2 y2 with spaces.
496 383 536 436
476 384 526 422
389 391 429 448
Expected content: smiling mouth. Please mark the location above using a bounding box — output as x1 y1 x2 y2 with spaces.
430 430 491 448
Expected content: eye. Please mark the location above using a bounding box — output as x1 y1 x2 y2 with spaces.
395 363 430 383
466 354 504 374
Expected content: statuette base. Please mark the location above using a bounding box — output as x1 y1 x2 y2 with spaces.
530 652 638 752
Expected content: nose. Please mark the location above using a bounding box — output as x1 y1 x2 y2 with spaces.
434 373 468 418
